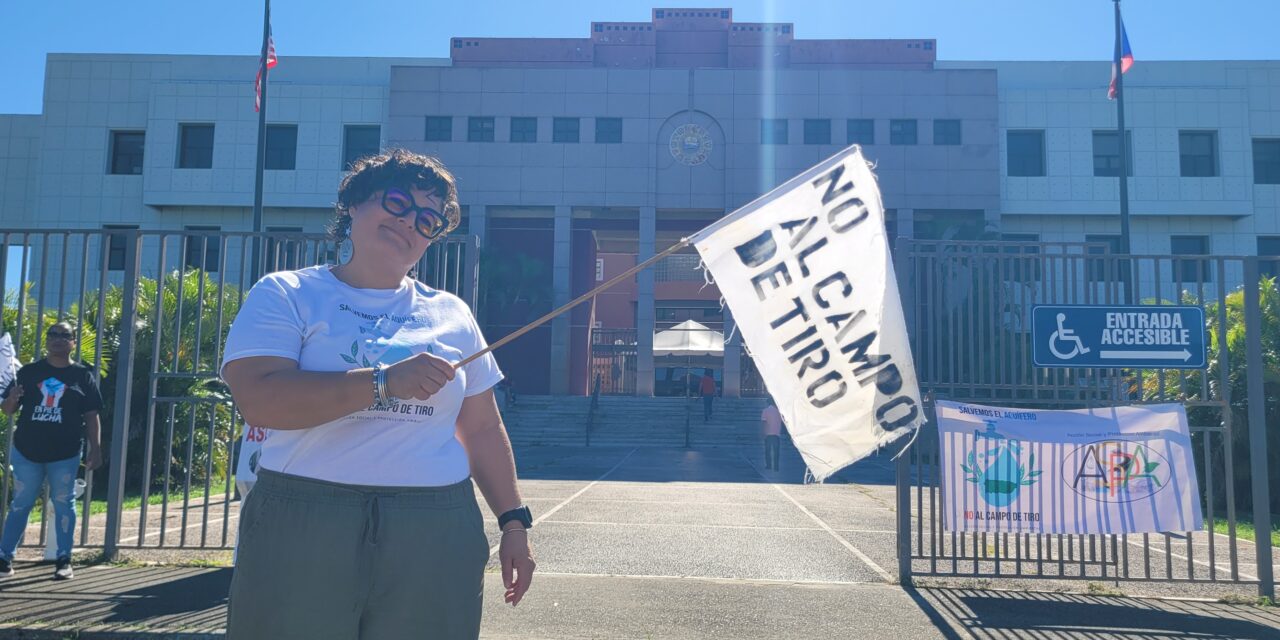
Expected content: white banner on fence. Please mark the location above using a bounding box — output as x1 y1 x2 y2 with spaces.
691 146 923 481
937 400 1203 534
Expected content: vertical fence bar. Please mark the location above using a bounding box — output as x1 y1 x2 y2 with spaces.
138 236 169 546
1242 258 1276 599
103 231 141 561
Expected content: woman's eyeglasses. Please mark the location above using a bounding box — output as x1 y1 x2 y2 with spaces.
381 189 449 240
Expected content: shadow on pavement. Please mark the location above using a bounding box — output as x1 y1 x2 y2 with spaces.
917 586 1280 639
102 567 230 625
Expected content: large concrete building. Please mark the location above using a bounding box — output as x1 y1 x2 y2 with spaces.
1 8 1278 396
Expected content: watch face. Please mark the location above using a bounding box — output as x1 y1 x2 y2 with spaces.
669 124 712 166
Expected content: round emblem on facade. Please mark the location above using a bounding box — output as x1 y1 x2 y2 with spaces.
669 124 712 166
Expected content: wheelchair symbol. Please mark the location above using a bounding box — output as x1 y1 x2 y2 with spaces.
1048 313 1090 360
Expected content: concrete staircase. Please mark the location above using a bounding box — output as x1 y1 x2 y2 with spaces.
501 395 768 448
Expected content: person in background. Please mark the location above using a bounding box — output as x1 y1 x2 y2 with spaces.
0 321 103 580
761 397 783 471
699 369 717 422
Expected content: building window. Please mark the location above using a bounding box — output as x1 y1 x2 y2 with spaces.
803 119 830 145
266 226 304 272
889 119 917 145
1258 236 1280 281
264 124 297 170
1092 130 1133 177
177 124 214 169
184 226 222 273
846 119 874 145
595 117 622 144
1007 130 1046 177
467 117 495 142
342 125 380 170
1171 235 1211 282
1179 130 1218 177
761 119 788 145
108 131 144 175
553 117 580 143
1085 234 1130 285
510 117 537 143
1254 139 1280 185
933 120 961 146
104 225 138 272
424 116 452 142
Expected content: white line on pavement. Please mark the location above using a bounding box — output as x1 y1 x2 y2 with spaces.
488 448 637 558
1124 537 1260 582
741 453 894 582
532 570 880 587
118 514 238 546
536 519 898 535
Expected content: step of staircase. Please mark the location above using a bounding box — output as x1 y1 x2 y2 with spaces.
501 395 770 447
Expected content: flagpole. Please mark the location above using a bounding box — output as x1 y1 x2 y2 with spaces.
454 238 692 370
1113 0 1134 302
250 0 271 282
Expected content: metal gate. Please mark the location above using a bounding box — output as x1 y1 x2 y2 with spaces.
0 229 476 558
893 239 1275 598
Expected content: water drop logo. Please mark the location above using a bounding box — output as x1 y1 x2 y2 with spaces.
961 420 1041 507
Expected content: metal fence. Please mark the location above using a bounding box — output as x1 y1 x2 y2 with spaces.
0 228 476 558
893 239 1275 598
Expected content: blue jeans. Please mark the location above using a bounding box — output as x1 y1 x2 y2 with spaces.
1 447 80 561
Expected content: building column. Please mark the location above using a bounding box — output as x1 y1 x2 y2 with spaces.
894 208 914 244
722 307 741 398
469 204 487 248
636 206 656 397
549 205 571 395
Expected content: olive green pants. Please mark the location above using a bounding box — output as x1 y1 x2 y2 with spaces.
227 469 489 640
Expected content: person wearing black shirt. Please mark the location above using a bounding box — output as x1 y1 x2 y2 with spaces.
0 322 103 580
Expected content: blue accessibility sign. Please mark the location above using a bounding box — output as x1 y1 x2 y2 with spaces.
1031 305 1206 369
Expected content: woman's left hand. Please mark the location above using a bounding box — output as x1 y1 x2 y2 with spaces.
499 528 536 606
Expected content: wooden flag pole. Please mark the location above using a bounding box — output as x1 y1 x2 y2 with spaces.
454 237 692 370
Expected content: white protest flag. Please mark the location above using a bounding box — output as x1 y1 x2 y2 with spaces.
0 332 18 394
937 401 1203 535
690 146 923 481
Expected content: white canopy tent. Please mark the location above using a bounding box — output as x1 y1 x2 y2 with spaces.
652 319 724 357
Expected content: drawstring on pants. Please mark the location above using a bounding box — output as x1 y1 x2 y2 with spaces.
362 496 382 546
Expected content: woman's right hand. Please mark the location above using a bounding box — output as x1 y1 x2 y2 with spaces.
385 352 456 401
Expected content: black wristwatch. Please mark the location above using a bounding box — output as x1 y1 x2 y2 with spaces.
498 505 533 530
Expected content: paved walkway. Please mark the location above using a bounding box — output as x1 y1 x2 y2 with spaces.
1 445 1277 638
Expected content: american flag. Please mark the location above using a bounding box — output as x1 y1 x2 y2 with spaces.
1107 19 1134 101
254 25 277 112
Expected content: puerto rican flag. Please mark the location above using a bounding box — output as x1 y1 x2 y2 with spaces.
1107 20 1134 100
254 25 277 112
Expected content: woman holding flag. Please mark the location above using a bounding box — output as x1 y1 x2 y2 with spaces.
220 149 534 639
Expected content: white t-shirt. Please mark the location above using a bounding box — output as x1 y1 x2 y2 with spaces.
220 266 503 487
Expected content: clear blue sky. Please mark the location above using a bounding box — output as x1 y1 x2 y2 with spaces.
1 0 1276 115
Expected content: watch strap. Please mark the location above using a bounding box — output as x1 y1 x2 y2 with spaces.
498 506 533 530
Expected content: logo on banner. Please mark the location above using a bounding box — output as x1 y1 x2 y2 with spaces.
961 420 1041 507
1064 440 1169 503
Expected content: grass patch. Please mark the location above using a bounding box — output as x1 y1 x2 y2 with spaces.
1218 594 1276 608
28 488 231 523
1085 582 1125 597
1209 515 1280 547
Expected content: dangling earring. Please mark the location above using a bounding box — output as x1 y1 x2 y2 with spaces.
338 236 354 265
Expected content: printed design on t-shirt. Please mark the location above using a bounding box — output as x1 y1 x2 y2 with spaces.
339 313 442 421
33 377 66 423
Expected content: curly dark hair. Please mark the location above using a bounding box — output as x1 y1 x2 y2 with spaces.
329 148 461 241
